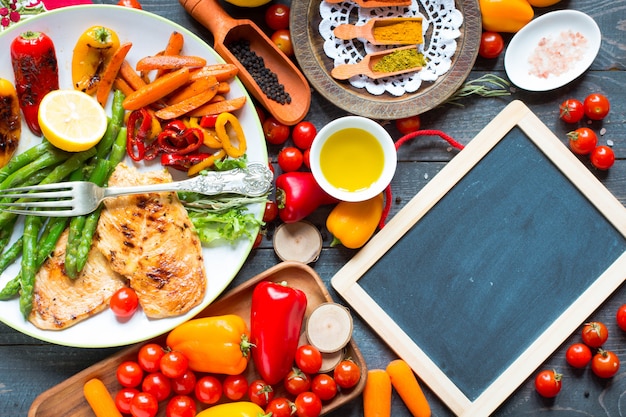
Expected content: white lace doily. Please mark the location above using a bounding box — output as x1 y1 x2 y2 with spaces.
319 0 463 96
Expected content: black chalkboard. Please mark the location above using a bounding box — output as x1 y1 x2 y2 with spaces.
332 101 626 416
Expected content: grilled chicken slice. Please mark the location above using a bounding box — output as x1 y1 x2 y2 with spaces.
28 230 126 330
95 163 206 318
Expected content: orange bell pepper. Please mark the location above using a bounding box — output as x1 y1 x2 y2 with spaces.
479 0 534 33
527 0 561 6
326 192 384 249
165 314 252 374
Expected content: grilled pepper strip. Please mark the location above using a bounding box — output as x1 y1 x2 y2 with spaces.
275 171 339 223
250 281 307 385
166 314 252 375
0 78 21 167
215 112 246 158
10 31 59 136
72 26 120 95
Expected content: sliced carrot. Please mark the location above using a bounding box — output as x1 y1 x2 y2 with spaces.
188 95 246 117
386 359 431 417
119 60 147 90
122 67 191 111
167 75 218 105
155 86 221 120
83 378 123 417
113 77 135 97
96 42 133 107
363 369 392 417
136 55 207 71
217 82 231 95
157 31 185 77
188 149 226 177
191 63 238 82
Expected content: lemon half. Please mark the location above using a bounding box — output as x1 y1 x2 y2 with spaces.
38 89 108 152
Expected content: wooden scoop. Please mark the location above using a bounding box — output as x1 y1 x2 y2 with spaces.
333 17 423 45
324 0 411 8
179 0 310 126
330 45 423 80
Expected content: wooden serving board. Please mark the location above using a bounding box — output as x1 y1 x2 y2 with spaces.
29 261 367 417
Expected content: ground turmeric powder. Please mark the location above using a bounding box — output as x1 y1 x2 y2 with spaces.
372 18 423 45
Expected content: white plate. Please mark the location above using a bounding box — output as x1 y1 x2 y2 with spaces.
0 5 267 348
504 10 601 91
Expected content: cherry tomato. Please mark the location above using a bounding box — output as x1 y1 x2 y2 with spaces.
591 349 620 378
395 115 421 135
278 146 304 172
303 148 311 170
266 397 295 417
142 371 172 402
137 343 165 373
271 29 294 57
295 344 322 374
333 359 361 389
292 121 317 150
115 387 138 415
166 395 196 417
294 391 322 417
263 117 290 145
559 98 584 124
263 200 279 223
253 231 264 249
581 321 609 348
248 379 274 407
265 3 290 31
117 0 142 8
583 93 610 120
284 368 311 396
171 369 197 396
311 374 337 401
110 287 139 318
223 374 249 401
195 375 222 404
160 350 189 379
478 31 504 59
590 146 615 170
567 127 597 155
565 343 592 369
616 304 626 332
130 392 159 417
534 369 562 398
116 360 144 388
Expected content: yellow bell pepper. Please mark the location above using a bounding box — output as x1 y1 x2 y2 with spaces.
196 402 266 417
527 0 561 6
165 314 252 374
326 192 384 249
72 26 120 95
215 112 246 158
479 0 534 33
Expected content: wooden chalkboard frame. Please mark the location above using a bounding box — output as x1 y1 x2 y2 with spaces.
331 100 626 416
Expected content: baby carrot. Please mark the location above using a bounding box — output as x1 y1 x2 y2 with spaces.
122 66 190 110
96 42 133 107
135 54 206 71
83 378 123 417
386 359 431 417
363 369 392 417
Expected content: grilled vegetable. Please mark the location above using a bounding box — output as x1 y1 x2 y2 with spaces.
0 78 21 167
72 26 120 95
10 31 59 136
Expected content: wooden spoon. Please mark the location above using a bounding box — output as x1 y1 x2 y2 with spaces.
324 0 411 8
330 45 423 80
179 0 310 126
333 17 423 46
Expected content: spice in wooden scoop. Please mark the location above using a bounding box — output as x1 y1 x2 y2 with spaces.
372 48 427 73
372 19 423 45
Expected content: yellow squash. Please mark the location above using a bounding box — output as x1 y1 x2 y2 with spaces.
0 78 21 168
479 0 534 33
326 192 384 249
72 26 120 95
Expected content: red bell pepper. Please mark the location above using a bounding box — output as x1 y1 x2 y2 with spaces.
10 31 59 136
250 281 307 385
275 172 339 223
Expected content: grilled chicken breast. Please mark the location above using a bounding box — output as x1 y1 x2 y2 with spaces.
95 163 206 318
28 230 126 330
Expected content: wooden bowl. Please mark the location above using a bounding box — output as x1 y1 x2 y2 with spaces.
28 261 367 417
290 0 482 119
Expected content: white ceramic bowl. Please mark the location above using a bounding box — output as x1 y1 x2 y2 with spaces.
310 116 397 202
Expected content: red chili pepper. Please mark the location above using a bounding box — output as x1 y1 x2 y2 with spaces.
160 152 211 171
126 108 155 161
10 31 59 136
250 281 307 385
275 172 339 223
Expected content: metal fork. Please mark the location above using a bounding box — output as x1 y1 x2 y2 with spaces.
0 162 272 217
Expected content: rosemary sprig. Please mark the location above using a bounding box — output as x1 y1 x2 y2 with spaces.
443 74 512 107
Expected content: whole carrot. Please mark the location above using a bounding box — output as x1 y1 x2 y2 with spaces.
386 359 431 417
363 369 392 417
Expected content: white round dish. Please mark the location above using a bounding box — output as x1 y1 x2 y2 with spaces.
504 10 601 92
0 5 267 348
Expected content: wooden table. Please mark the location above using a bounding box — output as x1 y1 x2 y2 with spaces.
2 0 626 415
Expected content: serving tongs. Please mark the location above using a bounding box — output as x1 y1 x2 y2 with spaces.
325 0 412 8
333 17 424 45
330 45 423 80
